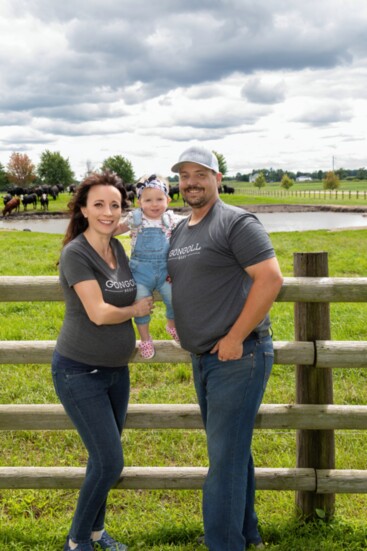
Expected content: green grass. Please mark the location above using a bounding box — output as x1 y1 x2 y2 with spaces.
3 180 367 216
0 228 367 550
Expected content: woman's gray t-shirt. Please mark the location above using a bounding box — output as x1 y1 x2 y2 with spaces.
56 234 137 367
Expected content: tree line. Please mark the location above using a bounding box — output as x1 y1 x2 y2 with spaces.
0 152 136 192
230 167 367 183
1 149 366 193
250 171 343 191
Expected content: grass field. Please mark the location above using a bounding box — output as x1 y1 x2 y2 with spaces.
1 223 367 549
2 179 367 215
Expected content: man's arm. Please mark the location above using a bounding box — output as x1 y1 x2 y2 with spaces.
210 256 283 361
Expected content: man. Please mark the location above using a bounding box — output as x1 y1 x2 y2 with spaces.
167 146 283 551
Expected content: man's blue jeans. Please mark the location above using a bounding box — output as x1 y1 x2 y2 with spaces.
191 334 273 551
52 350 130 544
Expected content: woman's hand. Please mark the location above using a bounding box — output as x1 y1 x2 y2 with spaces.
133 296 154 318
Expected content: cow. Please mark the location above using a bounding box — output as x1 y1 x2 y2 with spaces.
124 183 136 205
2 197 20 216
9 186 25 196
169 185 180 201
34 186 44 198
50 185 59 199
21 193 38 210
2 193 12 205
67 184 77 194
222 184 235 194
40 193 49 211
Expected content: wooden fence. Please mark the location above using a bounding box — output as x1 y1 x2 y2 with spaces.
236 188 367 201
1 252 367 519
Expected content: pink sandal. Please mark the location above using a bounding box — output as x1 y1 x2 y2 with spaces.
139 339 155 359
166 325 180 343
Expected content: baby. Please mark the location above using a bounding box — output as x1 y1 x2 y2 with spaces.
119 175 184 359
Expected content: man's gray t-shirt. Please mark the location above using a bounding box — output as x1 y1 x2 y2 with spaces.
56 234 137 367
167 200 275 354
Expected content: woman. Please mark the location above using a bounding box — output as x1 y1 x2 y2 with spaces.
52 171 153 551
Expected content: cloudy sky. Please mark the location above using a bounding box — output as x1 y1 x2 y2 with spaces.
1 0 366 180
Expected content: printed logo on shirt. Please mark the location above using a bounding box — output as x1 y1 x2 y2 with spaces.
168 243 201 260
105 278 136 292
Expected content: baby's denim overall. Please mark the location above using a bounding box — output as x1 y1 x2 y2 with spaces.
129 213 174 325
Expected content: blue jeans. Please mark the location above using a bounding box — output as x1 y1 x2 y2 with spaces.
191 334 273 551
130 226 173 324
51 350 130 544
133 277 174 325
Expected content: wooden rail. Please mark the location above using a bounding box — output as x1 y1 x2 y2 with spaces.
0 466 366 493
1 275 367 303
1 403 367 431
1 273 367 515
1 339 367 368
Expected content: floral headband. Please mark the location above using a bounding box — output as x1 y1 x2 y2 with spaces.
136 174 169 198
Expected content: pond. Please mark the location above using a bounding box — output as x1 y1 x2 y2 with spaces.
0 211 366 234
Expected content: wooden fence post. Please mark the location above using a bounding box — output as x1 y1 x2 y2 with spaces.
294 252 335 519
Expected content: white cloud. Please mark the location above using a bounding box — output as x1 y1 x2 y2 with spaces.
0 0 366 177
241 77 286 104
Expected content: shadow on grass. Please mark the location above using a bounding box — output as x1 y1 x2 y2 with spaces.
1 518 367 550
261 516 367 550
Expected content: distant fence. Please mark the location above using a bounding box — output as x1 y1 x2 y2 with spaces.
235 188 367 200
1 252 367 519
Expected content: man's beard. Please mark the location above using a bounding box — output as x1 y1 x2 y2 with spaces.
182 187 206 208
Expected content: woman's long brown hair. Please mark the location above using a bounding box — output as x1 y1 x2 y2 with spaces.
62 170 129 248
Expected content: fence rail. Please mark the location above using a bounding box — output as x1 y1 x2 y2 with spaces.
1 339 367 368
235 188 367 201
1 466 366 493
1 269 367 517
1 403 367 431
2 275 367 302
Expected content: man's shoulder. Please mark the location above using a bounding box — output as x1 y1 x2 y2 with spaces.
213 200 256 224
215 200 249 216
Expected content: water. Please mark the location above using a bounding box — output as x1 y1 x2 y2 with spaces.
0 211 366 234
0 217 68 234
257 211 367 232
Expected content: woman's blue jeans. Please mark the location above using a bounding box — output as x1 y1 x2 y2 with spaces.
51 350 130 544
191 334 273 551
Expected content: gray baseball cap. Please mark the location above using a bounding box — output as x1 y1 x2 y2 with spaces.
171 145 219 173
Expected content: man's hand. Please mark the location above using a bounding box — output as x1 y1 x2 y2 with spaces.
210 334 243 361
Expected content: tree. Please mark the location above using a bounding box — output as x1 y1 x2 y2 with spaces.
7 153 36 188
356 167 367 180
281 173 295 190
323 171 340 190
213 151 228 176
37 150 75 187
254 172 267 189
335 167 346 180
0 162 9 191
101 155 135 184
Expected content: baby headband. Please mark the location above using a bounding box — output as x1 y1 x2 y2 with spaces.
137 174 169 198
